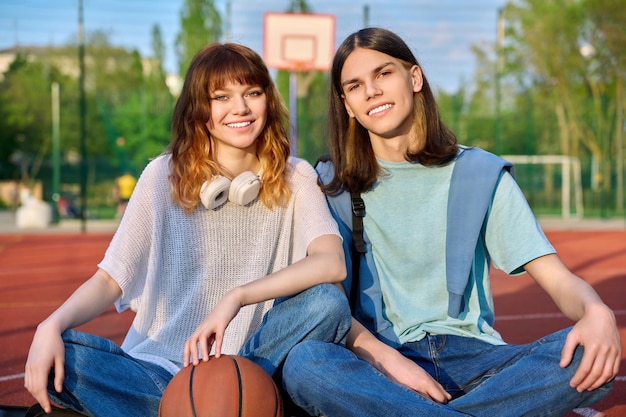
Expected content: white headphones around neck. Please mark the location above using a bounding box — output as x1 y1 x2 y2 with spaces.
200 171 261 210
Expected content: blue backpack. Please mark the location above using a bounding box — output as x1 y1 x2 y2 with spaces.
315 147 513 346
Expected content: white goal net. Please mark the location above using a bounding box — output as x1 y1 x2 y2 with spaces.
501 155 583 219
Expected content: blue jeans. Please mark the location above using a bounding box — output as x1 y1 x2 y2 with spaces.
283 327 613 417
48 283 351 417
48 330 172 416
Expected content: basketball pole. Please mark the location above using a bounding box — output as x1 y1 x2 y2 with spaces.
289 70 298 156
262 11 336 158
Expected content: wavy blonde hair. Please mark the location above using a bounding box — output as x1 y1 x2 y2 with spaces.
166 43 292 213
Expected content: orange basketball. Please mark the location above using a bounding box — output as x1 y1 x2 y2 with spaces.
158 355 284 417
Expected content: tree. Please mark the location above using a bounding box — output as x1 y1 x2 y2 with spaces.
0 55 68 185
287 0 312 12
586 0 626 209
176 0 222 77
505 0 623 213
151 24 167 83
464 0 625 216
0 28 175 210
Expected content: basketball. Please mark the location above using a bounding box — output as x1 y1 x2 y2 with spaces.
158 355 284 417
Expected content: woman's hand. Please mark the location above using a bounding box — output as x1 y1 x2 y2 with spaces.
24 323 66 414
23 269 121 413
183 289 243 366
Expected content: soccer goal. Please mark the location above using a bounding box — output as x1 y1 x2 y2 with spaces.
501 155 583 219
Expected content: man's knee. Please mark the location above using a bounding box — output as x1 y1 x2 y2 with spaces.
284 341 330 388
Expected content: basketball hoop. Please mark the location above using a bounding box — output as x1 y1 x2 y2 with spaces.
288 60 315 72
263 12 335 72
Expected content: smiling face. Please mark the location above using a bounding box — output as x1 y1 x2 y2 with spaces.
206 82 267 156
340 47 423 145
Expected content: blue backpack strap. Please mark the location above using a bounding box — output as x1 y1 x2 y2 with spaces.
315 159 358 301
314 158 365 310
446 147 513 317
315 159 400 347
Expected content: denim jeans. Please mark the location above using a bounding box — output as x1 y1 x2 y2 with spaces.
238 283 351 375
48 329 172 417
283 327 613 417
48 283 352 417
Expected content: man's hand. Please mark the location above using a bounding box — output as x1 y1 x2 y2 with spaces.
561 303 621 392
377 348 452 403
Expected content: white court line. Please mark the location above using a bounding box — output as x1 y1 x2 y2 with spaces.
0 372 24 382
497 310 626 321
573 408 604 417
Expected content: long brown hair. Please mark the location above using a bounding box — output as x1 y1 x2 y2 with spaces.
325 27 458 195
167 43 291 213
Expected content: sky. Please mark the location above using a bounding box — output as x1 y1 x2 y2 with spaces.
0 0 508 92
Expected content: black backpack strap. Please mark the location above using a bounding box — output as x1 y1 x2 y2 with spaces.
314 155 366 312
349 190 366 310
350 191 366 254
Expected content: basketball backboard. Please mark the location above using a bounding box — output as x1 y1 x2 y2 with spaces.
263 12 335 71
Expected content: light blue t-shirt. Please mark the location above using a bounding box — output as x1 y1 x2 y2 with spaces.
362 158 555 345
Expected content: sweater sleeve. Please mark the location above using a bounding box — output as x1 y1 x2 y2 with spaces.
289 158 341 261
98 156 168 312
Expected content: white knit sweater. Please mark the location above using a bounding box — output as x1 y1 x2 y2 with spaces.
98 154 339 376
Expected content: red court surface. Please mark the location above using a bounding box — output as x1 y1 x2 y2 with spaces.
0 229 625 415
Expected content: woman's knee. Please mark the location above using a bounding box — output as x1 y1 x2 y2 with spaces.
301 284 351 325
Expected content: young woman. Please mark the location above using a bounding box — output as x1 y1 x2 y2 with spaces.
282 27 621 417
24 43 351 416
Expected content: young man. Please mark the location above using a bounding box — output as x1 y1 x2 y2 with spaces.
282 27 620 417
